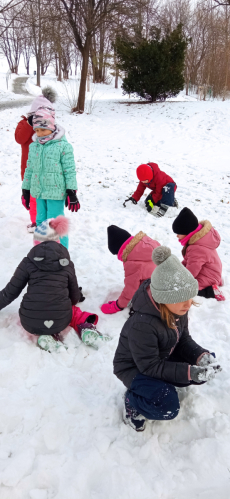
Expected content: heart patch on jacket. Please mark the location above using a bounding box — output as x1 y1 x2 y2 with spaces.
44 320 54 328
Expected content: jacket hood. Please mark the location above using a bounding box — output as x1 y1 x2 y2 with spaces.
132 279 161 318
27 241 71 272
122 231 146 262
189 220 221 250
32 124 65 143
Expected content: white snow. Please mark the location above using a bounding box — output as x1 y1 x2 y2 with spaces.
0 71 230 498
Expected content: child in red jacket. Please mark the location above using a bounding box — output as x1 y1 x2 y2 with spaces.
172 207 224 301
15 87 56 232
124 163 177 218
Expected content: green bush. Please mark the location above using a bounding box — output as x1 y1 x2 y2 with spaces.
115 25 187 102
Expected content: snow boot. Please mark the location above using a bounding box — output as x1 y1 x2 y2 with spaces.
123 392 146 432
173 198 179 208
152 204 169 218
76 323 111 350
37 334 68 352
212 284 225 301
27 222 37 233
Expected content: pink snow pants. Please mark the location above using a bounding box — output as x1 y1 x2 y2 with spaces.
30 195 37 224
70 306 98 336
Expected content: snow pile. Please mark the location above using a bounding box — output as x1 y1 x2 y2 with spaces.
0 72 229 498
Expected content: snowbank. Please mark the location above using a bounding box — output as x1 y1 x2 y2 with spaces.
0 74 229 499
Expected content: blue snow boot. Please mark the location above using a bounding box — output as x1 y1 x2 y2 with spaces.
123 392 146 432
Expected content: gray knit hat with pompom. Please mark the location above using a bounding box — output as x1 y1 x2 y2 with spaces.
150 246 198 304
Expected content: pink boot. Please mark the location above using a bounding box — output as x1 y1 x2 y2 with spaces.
101 300 123 314
212 285 225 301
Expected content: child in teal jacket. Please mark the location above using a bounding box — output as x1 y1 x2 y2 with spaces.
22 105 79 248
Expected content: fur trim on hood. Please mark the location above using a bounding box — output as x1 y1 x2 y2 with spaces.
122 231 146 262
188 220 212 245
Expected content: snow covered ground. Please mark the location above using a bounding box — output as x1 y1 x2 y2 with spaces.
0 72 229 499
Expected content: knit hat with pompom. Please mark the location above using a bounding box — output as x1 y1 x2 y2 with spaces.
34 216 69 245
28 86 57 118
150 246 198 304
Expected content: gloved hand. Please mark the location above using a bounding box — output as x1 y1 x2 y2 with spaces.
145 193 154 212
123 197 137 207
190 364 221 383
78 287 85 303
101 300 123 314
65 190 80 212
22 189 30 210
197 353 216 367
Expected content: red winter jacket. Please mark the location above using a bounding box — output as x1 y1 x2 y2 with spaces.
15 117 34 180
132 162 176 204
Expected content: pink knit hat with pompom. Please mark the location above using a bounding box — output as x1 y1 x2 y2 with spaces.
34 216 69 245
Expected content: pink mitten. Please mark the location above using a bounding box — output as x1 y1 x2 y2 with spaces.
101 300 123 314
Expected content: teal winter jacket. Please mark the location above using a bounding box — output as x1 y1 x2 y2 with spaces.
22 130 77 200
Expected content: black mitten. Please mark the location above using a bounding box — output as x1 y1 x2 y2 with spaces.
123 197 137 207
79 287 85 303
145 193 154 212
65 190 80 212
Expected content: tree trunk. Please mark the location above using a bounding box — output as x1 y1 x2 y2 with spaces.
74 38 90 113
55 53 58 77
58 52 62 81
26 60 30 75
115 69 119 89
36 55 41 86
36 0 41 86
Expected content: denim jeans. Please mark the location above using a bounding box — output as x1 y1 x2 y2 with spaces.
126 373 180 421
156 182 176 207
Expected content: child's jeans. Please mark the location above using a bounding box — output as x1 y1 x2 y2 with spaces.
36 199 68 248
126 373 180 421
30 195 37 224
156 182 176 207
126 350 208 421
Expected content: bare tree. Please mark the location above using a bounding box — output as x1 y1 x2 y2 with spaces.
0 6 23 72
57 0 133 112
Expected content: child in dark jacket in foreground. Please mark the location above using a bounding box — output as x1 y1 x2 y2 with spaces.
113 246 221 432
172 207 224 301
124 163 177 217
0 216 110 351
101 225 160 314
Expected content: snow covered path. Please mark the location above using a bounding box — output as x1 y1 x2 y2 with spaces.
0 77 229 498
0 76 32 111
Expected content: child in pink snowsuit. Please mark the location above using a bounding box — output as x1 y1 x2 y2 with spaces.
172 207 224 301
101 225 160 314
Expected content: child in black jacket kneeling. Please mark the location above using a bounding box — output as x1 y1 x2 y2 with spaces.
113 246 221 432
0 216 110 351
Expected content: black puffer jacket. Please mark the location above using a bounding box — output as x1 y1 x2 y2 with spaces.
0 241 80 335
113 279 207 388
